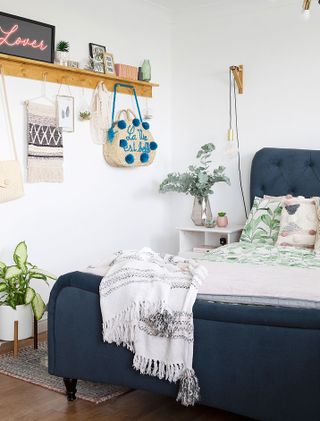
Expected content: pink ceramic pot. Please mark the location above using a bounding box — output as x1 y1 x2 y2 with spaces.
217 215 228 228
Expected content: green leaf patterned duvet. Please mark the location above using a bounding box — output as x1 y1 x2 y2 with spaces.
198 242 320 269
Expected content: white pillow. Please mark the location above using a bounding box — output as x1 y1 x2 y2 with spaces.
276 197 318 249
313 197 320 253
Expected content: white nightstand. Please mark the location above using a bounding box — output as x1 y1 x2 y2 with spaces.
177 225 243 259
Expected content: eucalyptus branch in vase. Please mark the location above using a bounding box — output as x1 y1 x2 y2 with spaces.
159 143 230 226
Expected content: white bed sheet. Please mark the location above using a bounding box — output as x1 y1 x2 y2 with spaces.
198 260 320 309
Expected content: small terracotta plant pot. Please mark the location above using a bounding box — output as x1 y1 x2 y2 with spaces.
217 212 228 228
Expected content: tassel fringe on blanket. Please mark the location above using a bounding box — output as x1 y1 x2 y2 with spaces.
99 248 207 406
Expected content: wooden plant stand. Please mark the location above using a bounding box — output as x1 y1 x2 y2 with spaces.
13 316 38 357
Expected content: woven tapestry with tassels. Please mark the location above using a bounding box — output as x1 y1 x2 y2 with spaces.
26 101 63 183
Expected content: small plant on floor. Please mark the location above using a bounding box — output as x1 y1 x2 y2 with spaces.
56 40 70 53
0 242 56 320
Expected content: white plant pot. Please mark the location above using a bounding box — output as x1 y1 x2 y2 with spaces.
55 51 69 66
0 304 33 341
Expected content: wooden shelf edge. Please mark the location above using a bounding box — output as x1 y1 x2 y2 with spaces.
0 53 159 97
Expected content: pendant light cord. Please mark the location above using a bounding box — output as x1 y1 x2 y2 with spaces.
231 70 248 219
229 70 232 129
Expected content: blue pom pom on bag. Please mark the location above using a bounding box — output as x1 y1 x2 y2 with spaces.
104 84 157 168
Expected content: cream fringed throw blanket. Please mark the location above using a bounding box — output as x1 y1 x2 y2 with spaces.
99 248 207 406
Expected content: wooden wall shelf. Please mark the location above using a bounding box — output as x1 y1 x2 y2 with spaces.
0 54 158 97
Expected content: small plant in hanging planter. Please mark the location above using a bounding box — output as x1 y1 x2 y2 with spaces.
79 111 91 121
55 40 70 66
0 241 56 341
159 143 230 226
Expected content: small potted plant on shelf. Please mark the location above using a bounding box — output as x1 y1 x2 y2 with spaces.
55 40 70 66
0 241 56 341
217 211 228 227
159 143 230 226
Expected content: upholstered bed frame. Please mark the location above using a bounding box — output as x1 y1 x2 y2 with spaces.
48 148 320 421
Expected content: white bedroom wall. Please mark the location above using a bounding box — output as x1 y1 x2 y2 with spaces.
1 0 320 302
0 0 173 301
170 0 320 242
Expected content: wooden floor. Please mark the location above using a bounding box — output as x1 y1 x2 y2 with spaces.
0 336 246 421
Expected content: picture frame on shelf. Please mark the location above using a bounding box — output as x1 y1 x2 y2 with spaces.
0 12 55 63
56 95 74 132
103 52 116 75
67 60 79 69
89 43 106 73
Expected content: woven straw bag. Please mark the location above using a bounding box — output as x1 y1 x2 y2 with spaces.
104 108 157 167
0 66 24 203
103 83 158 168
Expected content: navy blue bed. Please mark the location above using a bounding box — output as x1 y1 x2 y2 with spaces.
48 148 320 421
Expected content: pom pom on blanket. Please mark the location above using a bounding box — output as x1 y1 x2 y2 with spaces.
177 368 201 407
145 309 174 337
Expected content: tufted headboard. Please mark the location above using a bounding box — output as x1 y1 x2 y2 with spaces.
250 148 320 206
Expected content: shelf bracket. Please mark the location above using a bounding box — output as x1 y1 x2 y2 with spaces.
230 65 244 94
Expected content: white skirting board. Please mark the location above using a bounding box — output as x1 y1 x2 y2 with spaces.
0 313 48 348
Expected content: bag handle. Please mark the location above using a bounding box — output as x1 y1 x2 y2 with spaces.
115 109 129 122
126 108 137 121
0 65 18 161
111 83 143 125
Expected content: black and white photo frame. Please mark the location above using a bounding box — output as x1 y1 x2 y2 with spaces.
103 52 116 75
89 43 106 73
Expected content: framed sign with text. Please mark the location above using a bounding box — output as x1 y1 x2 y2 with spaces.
0 12 55 63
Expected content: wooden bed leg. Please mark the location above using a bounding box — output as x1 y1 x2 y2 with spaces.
13 320 18 357
33 316 38 349
63 378 77 401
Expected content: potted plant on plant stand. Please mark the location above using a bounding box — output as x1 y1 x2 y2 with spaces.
159 143 230 226
55 41 70 66
0 241 56 341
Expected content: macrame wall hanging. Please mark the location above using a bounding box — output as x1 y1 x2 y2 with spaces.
26 101 63 183
26 76 63 183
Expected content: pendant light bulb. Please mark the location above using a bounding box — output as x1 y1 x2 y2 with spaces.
302 9 311 19
227 128 234 141
225 140 239 159
225 129 238 159
302 0 312 19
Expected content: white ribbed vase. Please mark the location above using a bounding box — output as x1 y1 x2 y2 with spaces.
0 304 33 341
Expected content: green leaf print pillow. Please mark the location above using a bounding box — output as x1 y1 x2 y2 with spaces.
240 197 283 245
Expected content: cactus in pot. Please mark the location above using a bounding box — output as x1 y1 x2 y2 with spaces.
55 41 70 65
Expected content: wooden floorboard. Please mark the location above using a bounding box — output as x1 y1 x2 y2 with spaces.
0 337 246 421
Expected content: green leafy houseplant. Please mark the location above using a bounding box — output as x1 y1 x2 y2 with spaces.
79 111 91 121
56 40 70 52
159 143 230 197
0 242 56 320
